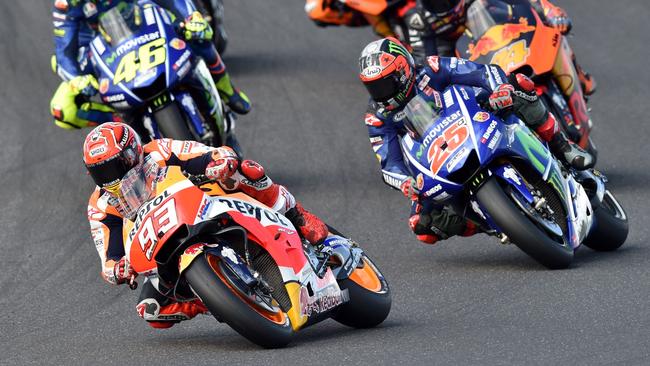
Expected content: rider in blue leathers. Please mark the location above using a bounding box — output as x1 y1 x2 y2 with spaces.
359 37 593 244
50 0 250 130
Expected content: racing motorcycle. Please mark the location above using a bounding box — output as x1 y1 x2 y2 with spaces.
90 1 240 151
195 0 228 54
400 85 628 269
305 0 409 40
119 156 391 347
455 0 597 162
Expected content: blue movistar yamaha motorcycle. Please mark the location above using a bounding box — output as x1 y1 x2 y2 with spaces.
401 86 627 269
89 1 239 150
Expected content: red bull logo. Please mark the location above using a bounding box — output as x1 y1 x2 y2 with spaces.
467 17 535 61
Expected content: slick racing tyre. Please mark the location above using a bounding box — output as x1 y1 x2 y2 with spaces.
184 253 293 348
583 190 628 251
333 255 391 328
476 176 574 269
153 102 196 141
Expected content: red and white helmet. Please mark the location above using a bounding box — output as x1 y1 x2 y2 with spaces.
83 122 143 195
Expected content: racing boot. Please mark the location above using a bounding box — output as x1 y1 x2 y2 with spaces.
214 72 251 115
548 130 595 170
137 298 209 329
285 202 329 246
573 57 597 96
409 204 479 245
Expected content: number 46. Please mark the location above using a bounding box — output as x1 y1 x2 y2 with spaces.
113 38 167 85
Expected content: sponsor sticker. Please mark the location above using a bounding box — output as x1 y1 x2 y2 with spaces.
170 38 186 51
427 56 440 72
99 78 109 94
480 120 498 143
416 174 424 190
473 111 490 123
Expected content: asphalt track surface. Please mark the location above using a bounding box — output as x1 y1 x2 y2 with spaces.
1 1 649 365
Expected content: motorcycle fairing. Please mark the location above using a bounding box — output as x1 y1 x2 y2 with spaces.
90 2 190 110
401 85 589 248
457 0 561 76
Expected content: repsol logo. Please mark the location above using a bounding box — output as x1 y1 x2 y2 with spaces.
218 198 291 227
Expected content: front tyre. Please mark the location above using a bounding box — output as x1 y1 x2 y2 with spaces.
583 190 628 251
184 254 293 348
476 177 574 269
333 255 391 328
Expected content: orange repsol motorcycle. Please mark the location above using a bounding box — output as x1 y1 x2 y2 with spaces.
121 157 391 348
456 0 597 161
305 0 413 40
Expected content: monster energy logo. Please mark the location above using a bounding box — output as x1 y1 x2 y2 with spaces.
388 41 408 57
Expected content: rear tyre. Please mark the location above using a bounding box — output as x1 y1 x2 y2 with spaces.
184 254 293 348
333 255 391 328
583 190 628 251
476 177 574 269
153 102 195 141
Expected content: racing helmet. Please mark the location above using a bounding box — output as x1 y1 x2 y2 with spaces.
359 37 417 111
83 122 144 195
419 0 464 16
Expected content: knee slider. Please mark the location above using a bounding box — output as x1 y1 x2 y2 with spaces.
136 298 161 321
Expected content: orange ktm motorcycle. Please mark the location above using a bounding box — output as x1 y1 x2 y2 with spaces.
456 0 597 161
305 0 413 40
119 157 391 348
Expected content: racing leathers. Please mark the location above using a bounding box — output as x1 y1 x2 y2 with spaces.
364 56 586 244
50 0 250 129
402 0 595 94
88 139 327 328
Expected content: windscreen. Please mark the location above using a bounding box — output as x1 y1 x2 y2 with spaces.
98 3 141 46
116 155 160 219
403 94 442 140
466 0 514 39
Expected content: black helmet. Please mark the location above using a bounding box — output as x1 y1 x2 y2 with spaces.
358 37 417 111
419 0 464 15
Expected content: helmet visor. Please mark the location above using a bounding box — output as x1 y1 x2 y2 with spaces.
86 154 132 190
422 0 460 14
364 74 401 103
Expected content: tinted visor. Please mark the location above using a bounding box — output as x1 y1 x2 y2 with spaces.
422 0 459 14
364 74 401 103
86 155 131 188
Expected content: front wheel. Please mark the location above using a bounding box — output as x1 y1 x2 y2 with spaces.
476 177 574 269
583 190 628 251
333 255 391 328
184 253 293 348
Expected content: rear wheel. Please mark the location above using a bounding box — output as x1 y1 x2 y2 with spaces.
476 176 574 269
184 253 293 348
583 190 628 251
333 255 391 328
153 102 195 140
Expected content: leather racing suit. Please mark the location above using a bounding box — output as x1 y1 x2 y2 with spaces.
364 56 504 243
87 139 318 328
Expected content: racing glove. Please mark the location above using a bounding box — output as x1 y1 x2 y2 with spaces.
112 256 137 285
546 6 572 34
205 147 239 181
181 12 213 41
400 177 420 201
69 74 99 97
489 73 547 126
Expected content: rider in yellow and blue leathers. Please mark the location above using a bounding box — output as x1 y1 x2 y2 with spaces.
50 0 250 130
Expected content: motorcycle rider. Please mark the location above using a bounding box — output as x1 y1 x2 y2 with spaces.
402 0 596 95
84 122 328 328
50 0 251 130
359 37 593 244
